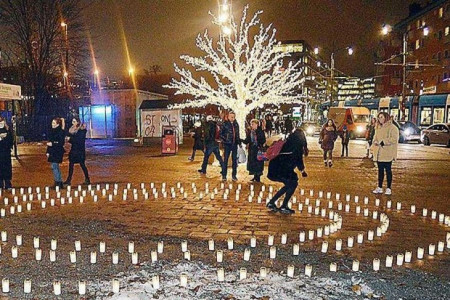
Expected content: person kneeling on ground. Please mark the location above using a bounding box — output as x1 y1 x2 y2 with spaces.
266 128 308 214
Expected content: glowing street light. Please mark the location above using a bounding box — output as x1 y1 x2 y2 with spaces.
381 24 391 35
128 67 134 76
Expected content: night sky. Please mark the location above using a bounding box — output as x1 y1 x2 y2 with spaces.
83 0 421 79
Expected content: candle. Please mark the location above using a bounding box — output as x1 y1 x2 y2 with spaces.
268 235 274 246
100 241 106 253
75 240 81 251
305 264 312 277
376 227 382 237
41 201 46 209
287 265 295 277
281 233 288 244
314 207 320 215
324 226 330 236
132 252 138 264
180 273 188 287
128 242 135 253
24 279 31 294
112 252 119 264
227 237 234 250
79 280 86 295
368 230 374 241
11 246 18 258
330 262 337 272
35 248 42 261
243 248 251 261
405 251 412 263
157 241 164 253
422 208 428 217
91 251 97 264
16 235 22 246
269 246 277 259
293 243 300 256
26 202 32 211
183 249 191 260
355 206 361 214
345 204 350 212
428 244 435 256
352 260 360 271
181 240 188 252
431 211 437 219
317 227 323 238
50 250 56 262
299 231 306 242
239 268 247 280
438 241 444 252
357 233 364 244
308 230 314 240
70 251 77 263
439 214 445 223
216 250 224 263
2 278 9 293
417 247 424 259
385 255 393 267
315 199 320 207
373 211 378 220
208 239 215 251
375 198 380 206
248 236 256 248
347 236 354 248
260 267 267 278
112 279 120 293
386 200 391 209
335 239 342 251
53 280 61 295
410 205 416 213
321 241 328 253
217 267 225 282
152 275 160 289
345 194 350 202
307 206 313 213
373 258 380 271
397 253 404 266
328 200 333 209
310 190 314 197
363 208 369 217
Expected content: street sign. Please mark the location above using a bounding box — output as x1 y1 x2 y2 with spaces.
0 83 21 100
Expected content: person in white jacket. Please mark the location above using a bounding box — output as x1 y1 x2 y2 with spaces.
370 112 399 195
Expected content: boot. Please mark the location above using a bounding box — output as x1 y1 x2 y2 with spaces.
58 182 64 189
83 178 91 185
63 179 71 185
324 160 328 167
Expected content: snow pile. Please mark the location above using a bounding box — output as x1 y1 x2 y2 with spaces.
93 260 365 300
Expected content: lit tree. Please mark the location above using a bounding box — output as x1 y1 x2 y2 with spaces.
165 5 305 135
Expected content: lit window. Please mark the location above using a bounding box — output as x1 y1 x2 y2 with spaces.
415 39 420 49
439 7 443 18
445 27 449 36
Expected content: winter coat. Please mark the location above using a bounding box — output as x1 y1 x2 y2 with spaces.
268 129 307 182
340 130 350 145
46 127 65 163
67 128 87 163
0 127 13 180
204 121 219 148
371 121 399 162
192 127 204 150
320 126 337 150
284 118 293 134
266 120 273 131
243 127 266 175
220 120 240 145
366 124 376 143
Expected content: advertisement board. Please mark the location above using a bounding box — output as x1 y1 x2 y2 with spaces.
0 83 21 100
140 109 183 144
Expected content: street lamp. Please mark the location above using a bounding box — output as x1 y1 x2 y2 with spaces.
128 67 134 76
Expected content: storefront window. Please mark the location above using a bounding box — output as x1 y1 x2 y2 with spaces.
420 107 432 126
433 107 445 124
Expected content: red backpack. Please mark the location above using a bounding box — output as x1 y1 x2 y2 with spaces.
265 139 286 160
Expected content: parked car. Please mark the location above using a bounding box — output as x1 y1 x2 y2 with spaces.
420 123 450 147
300 121 321 136
396 121 421 143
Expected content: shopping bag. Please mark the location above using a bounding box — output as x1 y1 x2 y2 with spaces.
237 145 247 164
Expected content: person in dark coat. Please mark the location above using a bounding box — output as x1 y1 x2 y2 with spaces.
46 117 65 188
64 117 90 185
189 121 204 161
265 115 273 137
0 117 13 189
340 125 350 157
220 111 241 181
242 119 266 182
365 118 376 158
319 119 338 167
266 128 308 214
198 115 224 175
284 116 293 137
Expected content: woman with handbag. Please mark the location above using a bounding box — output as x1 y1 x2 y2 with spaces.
242 119 266 182
319 119 338 167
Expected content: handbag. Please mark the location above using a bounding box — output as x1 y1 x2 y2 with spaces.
257 149 268 161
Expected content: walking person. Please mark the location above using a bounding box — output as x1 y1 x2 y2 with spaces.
220 111 241 181
242 119 266 182
198 115 224 175
265 115 273 137
284 115 293 137
365 118 376 158
64 117 90 185
340 125 350 157
188 121 204 161
46 117 65 189
319 119 338 167
0 117 13 190
371 112 399 195
266 128 308 214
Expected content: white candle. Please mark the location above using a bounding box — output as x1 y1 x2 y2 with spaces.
345 204 350 212
24 279 31 294
70 251 77 263
281 233 288 244
368 230 374 241
91 251 97 264
431 210 437 219
439 214 444 222
321 241 328 253
310 190 314 197
217 267 225 282
373 258 380 271
330 262 337 272
328 200 333 209
216 250 224 262
355 206 361 214
405 251 412 263
375 198 380 206
385 255 393 267
128 241 135 253
317 227 323 238
243 248 251 261
397 253 404 266
352 260 360 271
373 211 378 220
78 280 86 295
2 278 9 293
208 239 215 251
158 241 164 253
184 250 191 260
287 265 295 277
268 235 274 246
152 275 160 289
335 239 342 251
357 233 364 244
363 208 369 216
428 244 435 256
422 208 428 217
293 243 300 255
51 239 57 250
112 252 119 264
53 280 61 295
260 267 267 278
132 252 139 264
112 279 120 293
308 230 314 240
347 236 354 248
299 231 306 242
239 268 247 280
75 240 81 251
269 246 276 259
376 227 382 237
438 241 444 252
227 237 234 250
324 226 330 236
35 248 42 261
410 205 416 213
149 250 157 263
305 264 312 277
417 247 424 259
11 246 18 258
181 240 188 252
100 241 106 253
180 273 188 287
15 235 22 246
250 236 257 248
50 250 56 262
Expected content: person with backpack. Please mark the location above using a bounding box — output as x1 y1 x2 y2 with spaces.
220 111 241 181
340 125 350 157
188 121 204 161
198 115 224 175
266 128 308 214
242 119 266 182
320 119 338 167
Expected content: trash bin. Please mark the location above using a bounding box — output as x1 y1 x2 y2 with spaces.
161 126 178 155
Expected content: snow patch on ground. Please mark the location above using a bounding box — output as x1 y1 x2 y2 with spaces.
93 260 366 299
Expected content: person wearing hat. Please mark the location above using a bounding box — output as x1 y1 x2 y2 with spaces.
340 125 350 157
198 115 224 175
189 121 204 161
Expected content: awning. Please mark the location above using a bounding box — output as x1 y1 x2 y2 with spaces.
139 100 171 110
418 94 448 107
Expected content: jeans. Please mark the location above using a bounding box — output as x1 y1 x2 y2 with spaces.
66 161 90 182
269 179 298 207
323 150 333 161
191 148 204 160
51 163 62 182
341 143 348 156
377 161 392 189
222 144 238 178
200 146 224 173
